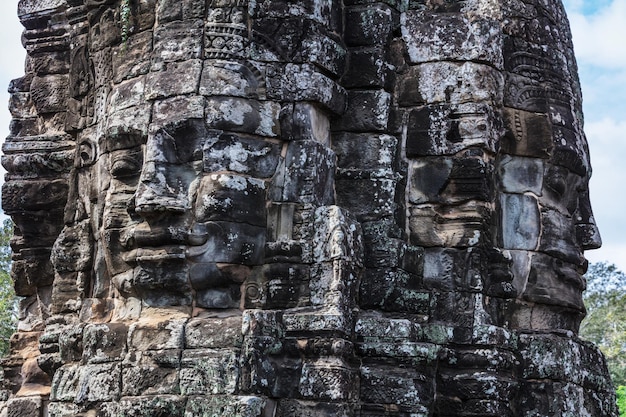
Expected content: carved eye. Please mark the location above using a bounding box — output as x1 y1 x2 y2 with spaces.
110 149 143 178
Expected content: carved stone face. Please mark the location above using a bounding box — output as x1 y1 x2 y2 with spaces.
100 116 276 307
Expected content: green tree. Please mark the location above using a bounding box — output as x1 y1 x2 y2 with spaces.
580 262 626 416
580 262 626 387
0 219 17 355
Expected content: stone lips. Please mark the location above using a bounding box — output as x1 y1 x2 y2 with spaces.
0 0 615 416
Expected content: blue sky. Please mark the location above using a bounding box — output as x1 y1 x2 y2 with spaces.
0 0 624 270
563 0 626 270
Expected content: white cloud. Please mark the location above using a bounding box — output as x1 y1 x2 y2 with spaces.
585 118 626 268
0 1 25 81
567 0 626 69
0 1 26 181
561 0 626 269
585 243 626 273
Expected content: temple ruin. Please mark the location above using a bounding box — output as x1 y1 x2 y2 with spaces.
0 0 618 415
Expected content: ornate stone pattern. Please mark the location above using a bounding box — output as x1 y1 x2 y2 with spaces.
0 0 615 415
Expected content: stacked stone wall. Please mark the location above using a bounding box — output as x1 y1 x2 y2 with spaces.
0 0 617 416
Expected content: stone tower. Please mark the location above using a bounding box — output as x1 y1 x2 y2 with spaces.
1 0 617 415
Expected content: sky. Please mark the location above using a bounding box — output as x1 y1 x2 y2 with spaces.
0 0 624 270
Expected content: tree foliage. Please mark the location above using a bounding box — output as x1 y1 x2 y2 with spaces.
580 262 626 387
0 219 16 355
580 261 626 416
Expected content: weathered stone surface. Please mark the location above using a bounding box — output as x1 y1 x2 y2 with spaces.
0 0 612 415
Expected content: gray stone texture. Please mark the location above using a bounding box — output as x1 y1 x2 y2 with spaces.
0 0 614 415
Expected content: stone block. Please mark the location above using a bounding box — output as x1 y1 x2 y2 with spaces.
2 179 68 214
180 348 240 395
51 220 93 273
281 102 331 144
185 221 266 265
501 108 553 158
408 203 488 248
200 61 261 98
518 333 591 385
407 158 452 204
332 132 397 173
145 60 202 99
405 103 499 157
309 261 360 309
538 208 582 265
345 5 394 46
508 300 584 333
195 286 242 309
362 233 407 269
357 341 439 363
360 364 434 409
503 35 571 95
333 90 390 132
51 363 121 404
185 316 243 349
281 64 346 114
414 155 493 204
401 11 502 67
8 92 37 118
116 395 187 417
429 291 476 329
441 347 517 372
499 193 540 250
121 349 181 396
206 97 281 137
249 0 339 28
397 62 503 106
2 148 73 178
355 313 417 341
276 399 352 417
342 47 392 88
185 395 267 417
301 29 347 77
247 263 310 309
283 307 350 335
358 268 427 314
106 104 151 139
279 140 336 205
503 72 552 113
133 263 192 306
498 155 543 194
313 206 363 264
30 75 69 114
438 371 516 402
127 316 186 351
336 178 396 221
6 396 43 417
152 95 205 126
82 323 128 364
112 30 153 83
193 173 267 226
152 20 204 63
108 77 146 114
551 127 590 176
47 402 80 417
241 346 301 398
299 357 356 401
541 164 581 216
521 252 585 312
434 397 513 416
11 253 54 296
203 132 281 178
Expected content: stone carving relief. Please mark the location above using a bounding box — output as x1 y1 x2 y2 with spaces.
0 0 616 415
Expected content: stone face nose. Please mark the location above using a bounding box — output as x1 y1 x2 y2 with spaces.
133 134 192 217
